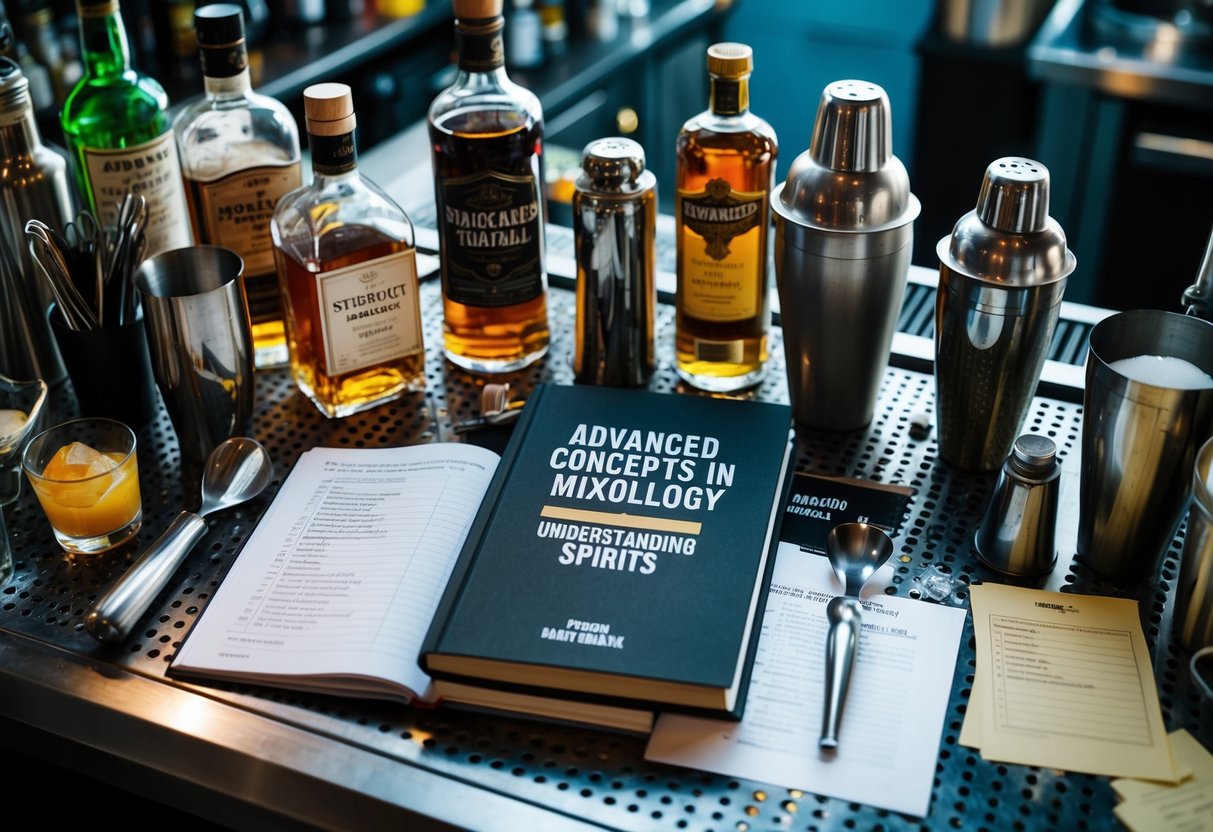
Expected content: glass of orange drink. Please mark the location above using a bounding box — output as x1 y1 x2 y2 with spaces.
22 418 142 554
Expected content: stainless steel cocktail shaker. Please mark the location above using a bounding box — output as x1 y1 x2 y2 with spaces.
771 80 920 432
572 137 657 387
934 158 1076 471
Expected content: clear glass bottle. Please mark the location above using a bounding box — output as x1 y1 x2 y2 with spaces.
674 42 777 393
271 82 425 418
428 0 550 374
60 0 192 258
174 3 302 369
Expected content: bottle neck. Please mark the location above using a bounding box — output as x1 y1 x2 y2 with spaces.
200 40 253 100
456 16 506 75
77 2 131 78
709 76 749 117
309 129 358 178
0 97 43 158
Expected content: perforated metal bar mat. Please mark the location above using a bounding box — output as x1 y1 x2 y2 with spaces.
1 282 1206 831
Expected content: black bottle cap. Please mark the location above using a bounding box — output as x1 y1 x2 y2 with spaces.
194 3 246 47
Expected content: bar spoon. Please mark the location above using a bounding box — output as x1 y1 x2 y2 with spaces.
85 436 273 644
819 522 894 750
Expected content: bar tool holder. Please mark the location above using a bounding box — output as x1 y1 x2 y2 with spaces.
771 80 920 432
934 158 1076 472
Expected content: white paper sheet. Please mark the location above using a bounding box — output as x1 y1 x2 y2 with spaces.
645 541 967 818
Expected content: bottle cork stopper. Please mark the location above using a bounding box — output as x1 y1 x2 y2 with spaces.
453 0 502 19
304 82 356 136
706 42 753 79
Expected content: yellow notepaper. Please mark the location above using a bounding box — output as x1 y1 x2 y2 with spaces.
1112 729 1209 801
969 583 1179 782
1114 781 1213 831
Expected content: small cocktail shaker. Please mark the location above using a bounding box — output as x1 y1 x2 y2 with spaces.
572 137 657 387
935 158 1076 471
771 80 920 431
973 433 1061 578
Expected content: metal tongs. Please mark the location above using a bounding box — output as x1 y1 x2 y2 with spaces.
25 193 148 331
1182 221 1213 322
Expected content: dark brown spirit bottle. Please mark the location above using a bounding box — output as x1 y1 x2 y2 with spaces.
674 42 777 393
428 0 550 374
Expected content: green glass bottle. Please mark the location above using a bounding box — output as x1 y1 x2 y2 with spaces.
60 0 191 257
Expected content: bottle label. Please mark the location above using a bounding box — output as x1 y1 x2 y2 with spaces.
310 131 358 176
677 178 765 321
189 162 303 277
712 79 743 116
456 20 505 73
200 43 249 80
316 249 423 376
440 170 544 308
83 131 192 257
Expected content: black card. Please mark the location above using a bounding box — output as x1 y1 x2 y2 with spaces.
779 473 914 554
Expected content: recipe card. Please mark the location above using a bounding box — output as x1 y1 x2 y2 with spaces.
645 541 967 818
964 583 1179 782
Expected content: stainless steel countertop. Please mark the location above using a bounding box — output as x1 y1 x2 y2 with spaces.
1028 0 1213 107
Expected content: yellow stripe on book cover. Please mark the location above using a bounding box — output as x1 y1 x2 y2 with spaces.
540 505 703 535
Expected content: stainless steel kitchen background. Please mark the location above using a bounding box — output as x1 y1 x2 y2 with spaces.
727 0 1212 313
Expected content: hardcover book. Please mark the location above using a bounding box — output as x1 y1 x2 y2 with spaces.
420 383 795 719
168 384 793 730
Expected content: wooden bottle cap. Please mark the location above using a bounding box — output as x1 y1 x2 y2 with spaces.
453 0 502 19
304 82 356 136
706 42 753 79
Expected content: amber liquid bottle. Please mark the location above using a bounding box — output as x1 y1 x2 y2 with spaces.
674 42 777 393
174 4 302 369
271 83 425 418
428 0 550 373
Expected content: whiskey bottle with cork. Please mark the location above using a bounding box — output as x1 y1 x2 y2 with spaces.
174 3 302 369
60 0 192 258
271 83 425 418
674 42 777 392
428 0 550 373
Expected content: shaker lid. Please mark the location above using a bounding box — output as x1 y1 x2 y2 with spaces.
938 157 1077 287
771 80 919 232
579 137 652 193
0 57 29 112
1009 434 1057 477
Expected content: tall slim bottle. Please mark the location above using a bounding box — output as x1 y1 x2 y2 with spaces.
174 3 302 369
428 0 550 373
0 55 71 383
271 83 425 419
674 42 777 393
60 0 191 257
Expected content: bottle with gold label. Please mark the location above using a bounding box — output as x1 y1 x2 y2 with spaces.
428 0 550 374
60 0 192 258
674 42 777 393
271 83 425 418
174 3 302 369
